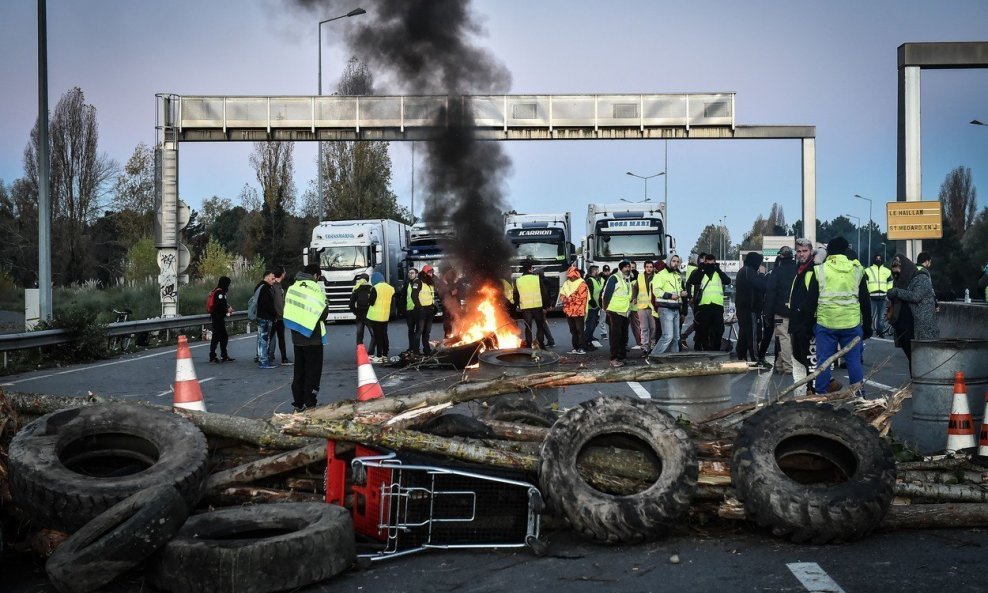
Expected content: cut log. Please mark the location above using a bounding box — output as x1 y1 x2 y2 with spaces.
881 503 988 529
480 419 550 442
301 361 750 423
898 469 988 486
285 478 325 494
895 482 988 503
204 486 324 506
897 456 972 472
206 443 328 492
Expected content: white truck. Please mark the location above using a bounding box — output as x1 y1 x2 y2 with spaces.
505 212 576 309
303 219 409 321
584 202 674 272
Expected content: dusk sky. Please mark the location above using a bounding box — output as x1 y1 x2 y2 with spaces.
1 0 986 252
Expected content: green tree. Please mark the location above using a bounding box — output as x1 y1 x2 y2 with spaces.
200 195 232 229
249 141 295 267
740 203 786 250
198 238 232 280
939 166 977 239
692 224 732 259
124 236 160 283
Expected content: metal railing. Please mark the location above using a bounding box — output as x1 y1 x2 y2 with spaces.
0 312 248 353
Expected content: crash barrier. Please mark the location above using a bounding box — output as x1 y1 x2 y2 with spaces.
911 339 988 455
938 302 988 339
476 348 561 410
644 351 732 421
173 335 206 412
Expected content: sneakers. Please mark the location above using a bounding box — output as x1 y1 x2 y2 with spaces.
281 359 293 366
221 356 235 362
567 349 581 355
258 362 278 370
591 340 603 348
631 345 643 350
209 357 219 363
610 360 625 368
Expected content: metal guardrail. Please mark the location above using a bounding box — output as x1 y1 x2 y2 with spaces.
0 312 248 353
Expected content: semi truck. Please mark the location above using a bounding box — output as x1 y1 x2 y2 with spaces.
584 202 673 272
505 212 576 309
303 219 409 321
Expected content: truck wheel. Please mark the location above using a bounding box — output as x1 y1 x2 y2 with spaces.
7 404 208 532
46 485 188 593
148 503 355 593
539 397 697 543
731 401 896 544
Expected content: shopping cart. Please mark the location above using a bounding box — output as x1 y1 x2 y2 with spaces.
326 442 545 562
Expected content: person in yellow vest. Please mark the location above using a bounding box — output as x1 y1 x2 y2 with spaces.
514 260 551 349
582 265 603 351
560 266 590 355
411 264 437 356
865 254 893 337
283 264 329 413
400 268 418 355
500 274 516 316
366 272 395 363
688 254 732 351
633 260 657 353
807 237 872 395
651 254 687 354
602 260 633 367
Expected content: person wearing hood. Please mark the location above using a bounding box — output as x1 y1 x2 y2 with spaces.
651 254 687 354
688 253 732 351
762 246 797 374
366 272 395 363
208 276 235 363
886 253 939 370
411 264 437 356
735 251 768 365
284 264 329 412
806 237 872 394
560 266 589 354
602 260 633 366
349 273 373 350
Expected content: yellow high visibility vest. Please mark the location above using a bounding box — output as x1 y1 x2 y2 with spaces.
587 276 603 305
698 273 724 306
865 264 892 296
367 283 395 322
417 282 435 307
405 283 414 311
606 274 632 314
636 274 654 310
501 279 514 304
516 274 543 309
815 255 864 329
284 280 327 341
652 269 682 309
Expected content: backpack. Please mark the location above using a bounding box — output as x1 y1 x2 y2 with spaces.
206 288 221 314
353 284 371 310
246 286 262 321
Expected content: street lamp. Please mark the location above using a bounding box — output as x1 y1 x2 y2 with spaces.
626 171 665 202
317 7 366 220
854 194 873 263
880 242 887 262
845 213 861 257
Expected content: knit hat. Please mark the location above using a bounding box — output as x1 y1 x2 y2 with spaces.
826 236 849 256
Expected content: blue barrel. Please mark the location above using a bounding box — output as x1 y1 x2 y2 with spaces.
910 339 988 455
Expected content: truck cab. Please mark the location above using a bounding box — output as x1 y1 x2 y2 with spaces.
505 212 575 309
584 203 673 272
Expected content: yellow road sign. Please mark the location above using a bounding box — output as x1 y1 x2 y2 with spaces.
886 201 942 240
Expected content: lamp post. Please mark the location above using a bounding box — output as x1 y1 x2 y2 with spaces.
854 194 873 263
845 213 861 257
317 7 366 220
626 171 665 202
880 242 887 262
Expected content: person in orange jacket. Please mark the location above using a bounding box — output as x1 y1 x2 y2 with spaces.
560 266 590 355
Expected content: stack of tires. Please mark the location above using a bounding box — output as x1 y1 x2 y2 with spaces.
7 404 355 593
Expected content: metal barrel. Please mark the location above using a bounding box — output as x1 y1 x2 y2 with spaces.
474 348 562 408
644 351 732 422
910 339 988 455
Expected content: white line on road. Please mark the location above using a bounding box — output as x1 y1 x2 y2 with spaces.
787 562 846 593
155 376 215 398
864 379 895 391
627 381 651 399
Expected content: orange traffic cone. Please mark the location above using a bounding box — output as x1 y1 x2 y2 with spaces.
174 335 206 412
978 390 988 458
356 344 384 402
946 371 975 453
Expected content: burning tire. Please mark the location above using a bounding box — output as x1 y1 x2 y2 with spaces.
148 503 355 593
46 485 188 593
731 401 896 544
7 404 208 532
539 397 697 543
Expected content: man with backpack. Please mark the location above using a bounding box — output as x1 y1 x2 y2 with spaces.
207 276 234 363
251 271 278 370
349 273 372 350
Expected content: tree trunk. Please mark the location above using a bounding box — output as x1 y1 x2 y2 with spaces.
206 443 328 492
896 482 988 502
203 486 323 507
881 503 988 529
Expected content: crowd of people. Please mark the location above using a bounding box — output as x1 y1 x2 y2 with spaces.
204 235 960 412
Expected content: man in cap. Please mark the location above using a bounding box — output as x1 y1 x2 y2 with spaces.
602 260 633 366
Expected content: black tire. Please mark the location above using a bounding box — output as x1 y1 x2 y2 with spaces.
482 398 558 428
148 503 355 593
539 397 698 544
45 485 188 593
7 404 208 532
731 401 896 544
416 413 498 439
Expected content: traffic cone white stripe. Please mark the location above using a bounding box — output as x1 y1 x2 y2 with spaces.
357 366 377 386
355 344 384 401
173 398 206 412
173 335 206 412
175 358 198 382
947 371 976 453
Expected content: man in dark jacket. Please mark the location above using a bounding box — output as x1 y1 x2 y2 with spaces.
254 271 278 369
787 239 816 395
400 268 418 354
411 265 437 355
514 261 552 349
208 276 234 363
762 246 797 373
349 273 372 349
268 266 291 366
735 251 767 364
285 264 329 412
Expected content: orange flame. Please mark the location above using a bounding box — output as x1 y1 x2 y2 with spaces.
445 281 521 350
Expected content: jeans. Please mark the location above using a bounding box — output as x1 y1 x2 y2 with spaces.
637 309 656 349
584 307 601 344
256 319 273 366
268 319 288 362
813 324 864 393
629 308 642 346
653 308 681 354
413 306 435 354
870 298 889 337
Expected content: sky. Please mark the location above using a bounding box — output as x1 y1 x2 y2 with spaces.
1 0 987 253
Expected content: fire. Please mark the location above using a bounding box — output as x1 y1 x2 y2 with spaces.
446 282 521 350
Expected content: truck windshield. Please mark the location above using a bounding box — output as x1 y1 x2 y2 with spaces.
596 233 663 258
320 246 368 270
511 241 565 262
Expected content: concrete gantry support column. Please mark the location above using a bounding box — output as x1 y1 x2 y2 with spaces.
898 64 922 259
802 138 817 245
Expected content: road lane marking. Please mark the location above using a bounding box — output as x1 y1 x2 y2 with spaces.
6 336 252 385
627 381 651 399
155 376 215 398
787 562 846 593
864 379 895 391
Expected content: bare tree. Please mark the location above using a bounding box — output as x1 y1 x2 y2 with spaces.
939 166 977 235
